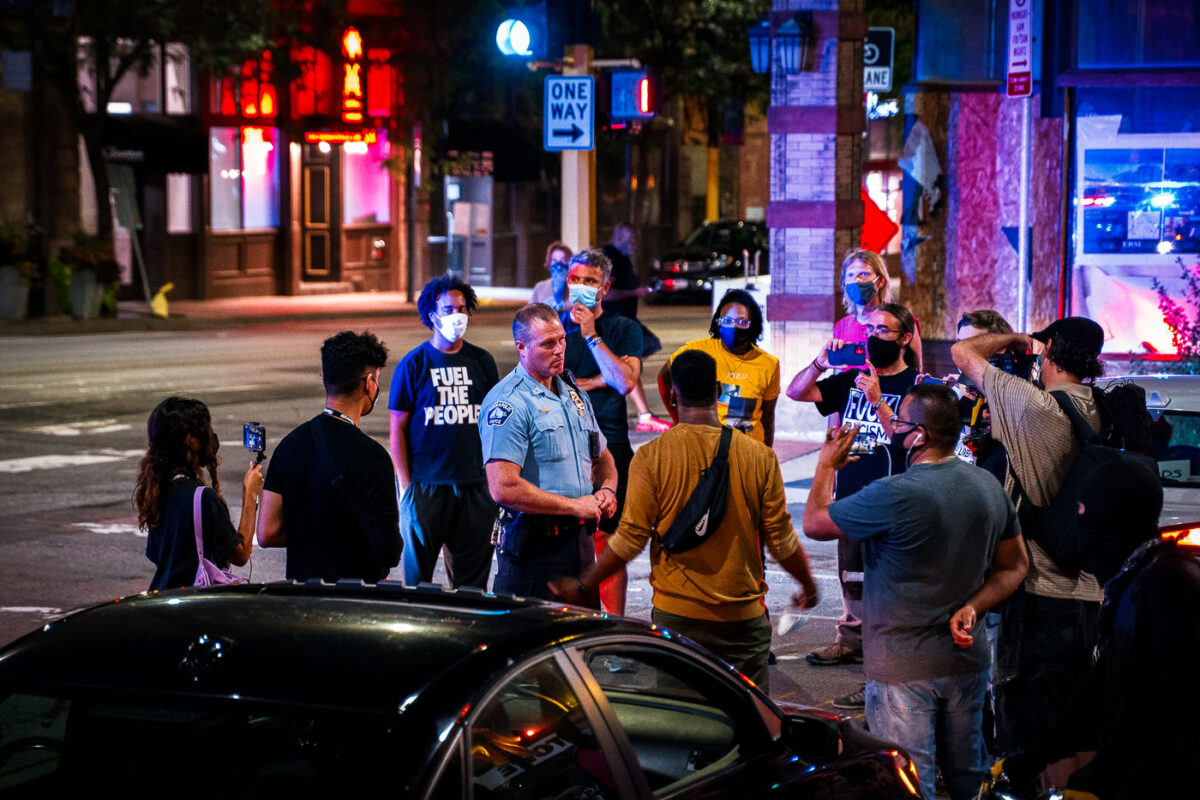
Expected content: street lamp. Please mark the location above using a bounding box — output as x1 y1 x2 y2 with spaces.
747 13 813 75
748 17 771 74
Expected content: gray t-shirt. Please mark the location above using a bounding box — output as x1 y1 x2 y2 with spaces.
828 458 1020 684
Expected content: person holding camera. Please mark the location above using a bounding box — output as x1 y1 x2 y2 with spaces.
951 316 1106 785
803 384 1028 800
138 397 264 590
786 303 919 692
257 331 402 582
389 276 499 590
480 303 619 603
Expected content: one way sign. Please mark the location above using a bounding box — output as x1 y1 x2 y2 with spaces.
544 75 594 152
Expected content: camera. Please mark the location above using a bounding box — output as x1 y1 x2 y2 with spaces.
828 342 867 367
849 431 877 456
988 350 1037 380
243 422 266 463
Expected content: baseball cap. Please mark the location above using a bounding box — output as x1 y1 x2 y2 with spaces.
1030 316 1104 354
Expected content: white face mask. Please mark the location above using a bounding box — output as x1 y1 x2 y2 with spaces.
433 312 468 343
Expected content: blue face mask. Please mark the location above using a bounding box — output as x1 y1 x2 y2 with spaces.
568 284 599 308
845 280 876 307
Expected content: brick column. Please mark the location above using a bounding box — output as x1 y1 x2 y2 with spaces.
766 0 865 440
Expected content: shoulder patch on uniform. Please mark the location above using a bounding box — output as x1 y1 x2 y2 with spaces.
486 401 515 426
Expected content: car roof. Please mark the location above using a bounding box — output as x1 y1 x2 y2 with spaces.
1100 374 1200 411
0 582 664 713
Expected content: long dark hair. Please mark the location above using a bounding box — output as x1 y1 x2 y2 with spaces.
708 288 764 344
133 397 222 530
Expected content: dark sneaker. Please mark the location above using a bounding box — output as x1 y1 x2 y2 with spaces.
805 642 863 666
832 684 866 710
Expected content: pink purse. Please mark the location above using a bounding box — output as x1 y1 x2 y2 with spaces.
192 486 243 587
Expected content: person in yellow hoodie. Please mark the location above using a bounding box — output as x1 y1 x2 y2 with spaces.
552 349 817 693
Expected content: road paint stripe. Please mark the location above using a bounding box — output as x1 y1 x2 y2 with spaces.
0 607 61 615
73 522 146 538
0 449 143 474
20 419 132 436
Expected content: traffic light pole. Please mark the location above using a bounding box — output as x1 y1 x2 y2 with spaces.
561 42 596 250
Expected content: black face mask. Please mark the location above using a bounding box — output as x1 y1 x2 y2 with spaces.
867 335 902 368
719 326 754 350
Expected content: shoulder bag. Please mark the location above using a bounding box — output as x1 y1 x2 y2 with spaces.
192 486 243 587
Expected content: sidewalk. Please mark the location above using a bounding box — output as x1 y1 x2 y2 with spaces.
0 287 532 336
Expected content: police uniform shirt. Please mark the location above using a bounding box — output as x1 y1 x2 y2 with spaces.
479 364 607 499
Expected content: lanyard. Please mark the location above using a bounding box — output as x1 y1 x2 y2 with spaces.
322 408 356 426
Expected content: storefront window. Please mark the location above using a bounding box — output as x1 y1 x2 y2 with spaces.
210 126 279 231
1076 0 1200 69
343 131 390 224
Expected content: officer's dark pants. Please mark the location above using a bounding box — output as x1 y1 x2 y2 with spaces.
493 527 595 601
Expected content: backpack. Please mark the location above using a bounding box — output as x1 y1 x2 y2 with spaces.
1016 384 1157 575
659 426 733 554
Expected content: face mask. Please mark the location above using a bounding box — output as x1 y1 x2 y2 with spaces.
210 431 220 456
867 335 902 368
363 378 379 417
433 312 469 344
719 325 754 350
845 280 876 307
568 284 598 308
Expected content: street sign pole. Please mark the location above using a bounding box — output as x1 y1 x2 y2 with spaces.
559 43 595 250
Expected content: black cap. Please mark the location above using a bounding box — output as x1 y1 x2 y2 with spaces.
1030 316 1104 355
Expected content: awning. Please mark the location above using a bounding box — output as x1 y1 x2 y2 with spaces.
99 113 208 174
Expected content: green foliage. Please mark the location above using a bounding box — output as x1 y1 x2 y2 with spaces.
48 255 72 315
1148 257 1200 373
596 0 769 113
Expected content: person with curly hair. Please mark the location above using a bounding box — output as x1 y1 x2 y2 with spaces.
952 316 1107 787
658 288 780 446
389 275 499 589
137 397 263 590
258 330 402 582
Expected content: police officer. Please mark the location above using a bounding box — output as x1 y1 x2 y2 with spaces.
480 303 618 604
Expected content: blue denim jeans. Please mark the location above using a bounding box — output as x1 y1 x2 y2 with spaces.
865 670 990 800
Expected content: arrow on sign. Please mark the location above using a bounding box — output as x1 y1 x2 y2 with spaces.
552 123 583 142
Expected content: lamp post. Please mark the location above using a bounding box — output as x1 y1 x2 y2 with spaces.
747 13 813 75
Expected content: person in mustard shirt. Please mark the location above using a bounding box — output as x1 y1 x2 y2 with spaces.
658 288 780 446
553 349 817 693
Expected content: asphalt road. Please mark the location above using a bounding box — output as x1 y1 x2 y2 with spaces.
0 302 866 712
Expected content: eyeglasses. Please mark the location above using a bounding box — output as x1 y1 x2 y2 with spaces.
892 417 921 433
864 324 900 337
717 315 752 329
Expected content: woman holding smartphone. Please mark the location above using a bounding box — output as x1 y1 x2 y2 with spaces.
136 396 263 590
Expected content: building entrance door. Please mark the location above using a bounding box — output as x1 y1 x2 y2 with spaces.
302 144 340 280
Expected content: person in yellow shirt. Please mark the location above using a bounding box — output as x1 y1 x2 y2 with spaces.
553 349 817 692
658 289 780 446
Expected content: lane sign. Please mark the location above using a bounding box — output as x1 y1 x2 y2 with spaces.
544 75 594 151
864 27 894 93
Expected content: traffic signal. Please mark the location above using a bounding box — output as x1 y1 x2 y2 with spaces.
610 70 655 120
496 3 548 59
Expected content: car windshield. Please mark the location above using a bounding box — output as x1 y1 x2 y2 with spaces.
682 225 713 248
1152 409 1200 486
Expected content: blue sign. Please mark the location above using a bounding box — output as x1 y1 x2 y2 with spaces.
544 75 594 152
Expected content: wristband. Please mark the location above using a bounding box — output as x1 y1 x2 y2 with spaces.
873 398 887 412
595 486 616 498
586 335 602 349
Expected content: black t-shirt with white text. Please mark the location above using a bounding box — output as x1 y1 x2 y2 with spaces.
816 366 918 498
388 340 499 485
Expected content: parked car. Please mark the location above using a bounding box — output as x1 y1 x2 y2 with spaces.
1099 374 1200 534
0 583 920 799
651 219 768 302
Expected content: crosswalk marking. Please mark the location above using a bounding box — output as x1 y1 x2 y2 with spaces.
73 522 146 538
21 419 132 436
0 449 143 474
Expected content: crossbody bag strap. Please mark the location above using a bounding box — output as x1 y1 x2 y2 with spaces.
715 425 733 463
309 415 344 487
1050 390 1099 446
309 417 375 531
192 485 206 559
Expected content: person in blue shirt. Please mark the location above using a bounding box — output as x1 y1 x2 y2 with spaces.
561 248 643 614
389 275 499 589
480 303 619 602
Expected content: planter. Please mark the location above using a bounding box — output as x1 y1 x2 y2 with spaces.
70 267 104 320
0 265 30 321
